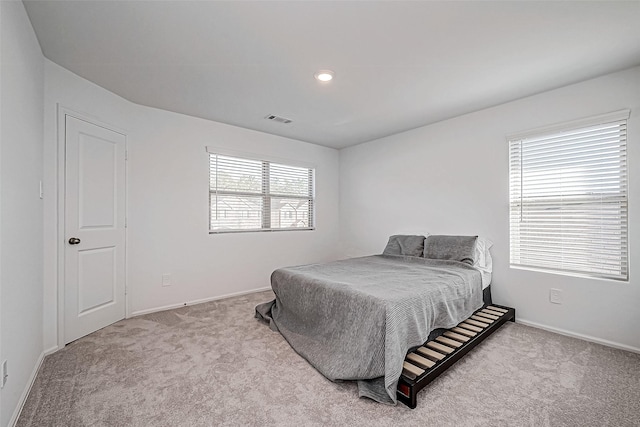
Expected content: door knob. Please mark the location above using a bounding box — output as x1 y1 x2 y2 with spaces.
68 237 81 245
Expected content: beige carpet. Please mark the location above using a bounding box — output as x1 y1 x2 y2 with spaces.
18 290 640 427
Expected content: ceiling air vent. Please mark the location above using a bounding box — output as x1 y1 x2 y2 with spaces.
265 114 292 124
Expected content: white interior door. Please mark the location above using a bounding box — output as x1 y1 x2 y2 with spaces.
64 115 126 343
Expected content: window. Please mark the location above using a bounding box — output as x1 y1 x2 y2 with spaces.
208 150 315 233
509 110 629 281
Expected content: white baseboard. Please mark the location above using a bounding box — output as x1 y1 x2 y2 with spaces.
44 346 59 356
129 286 272 318
516 318 640 354
8 351 45 427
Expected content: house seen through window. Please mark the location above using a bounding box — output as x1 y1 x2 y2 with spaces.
208 150 315 233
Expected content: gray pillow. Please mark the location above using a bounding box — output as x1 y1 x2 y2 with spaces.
382 235 426 257
423 235 478 265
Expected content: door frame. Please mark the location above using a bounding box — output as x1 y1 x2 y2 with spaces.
56 105 129 349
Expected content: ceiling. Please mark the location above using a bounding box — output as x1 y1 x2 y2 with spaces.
23 1 640 149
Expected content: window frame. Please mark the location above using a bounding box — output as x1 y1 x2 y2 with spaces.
507 110 630 282
206 147 315 234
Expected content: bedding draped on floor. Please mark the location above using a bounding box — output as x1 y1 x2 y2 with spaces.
255 255 483 404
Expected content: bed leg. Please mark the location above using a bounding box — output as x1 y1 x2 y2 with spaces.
397 382 417 409
407 391 417 409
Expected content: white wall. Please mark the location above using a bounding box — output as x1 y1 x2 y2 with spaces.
0 1 44 425
127 107 340 315
340 66 640 351
42 61 340 348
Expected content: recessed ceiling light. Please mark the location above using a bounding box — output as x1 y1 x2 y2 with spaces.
314 70 334 82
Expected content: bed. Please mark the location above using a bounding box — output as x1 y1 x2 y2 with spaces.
255 235 504 406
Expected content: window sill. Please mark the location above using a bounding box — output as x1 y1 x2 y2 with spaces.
209 227 315 235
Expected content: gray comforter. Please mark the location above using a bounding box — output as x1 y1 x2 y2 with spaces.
255 255 483 404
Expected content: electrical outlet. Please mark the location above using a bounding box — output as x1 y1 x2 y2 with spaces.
162 274 171 287
550 288 563 304
2 360 8 388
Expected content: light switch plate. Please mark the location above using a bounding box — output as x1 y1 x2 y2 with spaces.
1 360 7 388
162 274 171 287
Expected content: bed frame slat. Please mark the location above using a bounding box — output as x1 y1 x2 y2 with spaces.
403 361 425 377
406 353 435 369
459 322 483 332
416 346 446 361
435 336 463 348
465 319 489 328
471 315 493 324
425 341 455 354
475 312 499 321
443 331 470 342
451 326 477 337
482 309 504 317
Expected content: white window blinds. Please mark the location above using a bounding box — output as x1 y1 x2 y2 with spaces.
208 151 315 233
509 111 629 281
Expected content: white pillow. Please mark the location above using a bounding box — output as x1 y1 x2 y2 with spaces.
473 237 493 289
